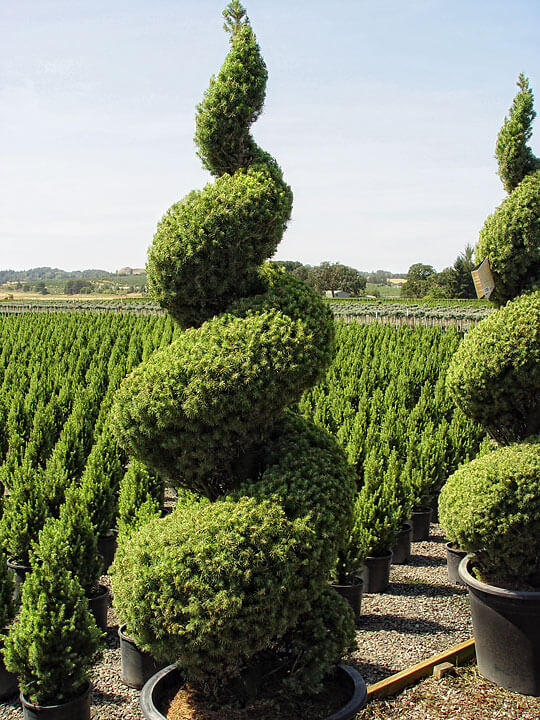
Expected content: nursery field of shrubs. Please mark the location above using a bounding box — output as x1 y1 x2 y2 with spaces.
0 311 484 537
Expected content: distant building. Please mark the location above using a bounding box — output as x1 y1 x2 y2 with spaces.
117 267 133 275
132 268 146 275
324 290 350 298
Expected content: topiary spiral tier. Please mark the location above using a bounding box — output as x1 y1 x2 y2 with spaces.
475 74 540 306
111 1 356 698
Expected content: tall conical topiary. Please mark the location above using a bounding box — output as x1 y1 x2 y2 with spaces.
475 74 540 305
110 1 356 699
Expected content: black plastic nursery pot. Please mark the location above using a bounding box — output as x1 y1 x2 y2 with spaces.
88 584 109 632
20 682 90 720
0 642 17 700
459 555 540 696
445 542 467 586
140 663 367 720
331 577 364 621
119 625 167 690
391 522 413 565
6 557 31 603
97 529 118 573
364 550 393 593
411 508 432 542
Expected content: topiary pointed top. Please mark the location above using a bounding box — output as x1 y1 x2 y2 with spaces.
495 73 539 193
223 0 249 37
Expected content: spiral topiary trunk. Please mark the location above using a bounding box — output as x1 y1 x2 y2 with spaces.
110 1 356 699
475 74 540 306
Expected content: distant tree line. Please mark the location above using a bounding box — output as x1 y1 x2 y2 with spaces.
272 261 368 296
401 246 477 299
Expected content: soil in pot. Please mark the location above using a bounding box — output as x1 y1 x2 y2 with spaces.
160 666 365 720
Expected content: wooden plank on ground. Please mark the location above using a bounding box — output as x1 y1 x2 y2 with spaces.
366 638 476 700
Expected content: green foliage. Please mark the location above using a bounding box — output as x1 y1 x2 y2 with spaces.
446 292 540 445
112 412 355 691
2 558 102 706
401 263 437 298
439 438 540 588
309 262 367 296
350 448 402 559
0 550 15 630
110 1 354 700
78 424 125 534
495 74 539 194
0 461 49 565
32 484 102 596
475 75 540 305
147 7 292 328
476 171 540 305
300 322 486 523
112 267 334 498
116 459 164 539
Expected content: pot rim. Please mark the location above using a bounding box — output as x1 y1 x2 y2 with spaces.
20 681 90 711
140 663 367 720
412 506 432 514
365 549 393 561
445 542 467 554
331 576 364 590
458 555 540 599
6 557 31 571
89 583 109 600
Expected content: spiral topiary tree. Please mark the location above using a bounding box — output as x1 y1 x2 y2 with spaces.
110 1 356 701
475 74 540 306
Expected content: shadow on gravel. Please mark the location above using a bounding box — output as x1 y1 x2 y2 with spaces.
357 613 452 635
386 582 466 598
0 693 20 708
91 689 134 705
425 533 446 543
407 553 447 568
346 658 394 685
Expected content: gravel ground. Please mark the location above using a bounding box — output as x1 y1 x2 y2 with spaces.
1 523 538 719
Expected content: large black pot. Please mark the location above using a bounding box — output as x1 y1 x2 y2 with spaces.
459 555 540 695
140 663 367 720
20 682 90 720
119 625 167 690
411 507 432 542
365 550 393 593
331 577 364 621
88 584 109 632
392 522 413 564
446 542 467 586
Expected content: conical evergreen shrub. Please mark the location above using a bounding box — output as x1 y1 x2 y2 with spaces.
3 558 102 706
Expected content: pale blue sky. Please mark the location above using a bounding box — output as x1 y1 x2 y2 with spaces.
1 0 539 273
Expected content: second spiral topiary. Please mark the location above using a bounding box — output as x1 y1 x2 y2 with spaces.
475 73 540 305
110 0 356 701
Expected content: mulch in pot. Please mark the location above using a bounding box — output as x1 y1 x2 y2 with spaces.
165 671 350 720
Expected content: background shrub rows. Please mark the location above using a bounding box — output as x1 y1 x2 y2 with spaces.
0 312 484 529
